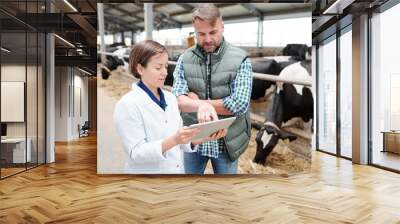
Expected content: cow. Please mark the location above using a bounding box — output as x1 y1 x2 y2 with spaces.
99 47 179 85
251 57 305 101
164 53 183 87
98 47 130 80
253 59 313 165
282 44 311 61
250 44 311 101
166 63 176 87
100 54 125 80
251 59 281 100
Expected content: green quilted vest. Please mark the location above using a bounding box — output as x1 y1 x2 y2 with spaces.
180 39 251 161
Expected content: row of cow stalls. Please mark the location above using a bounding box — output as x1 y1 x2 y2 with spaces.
97 2 313 174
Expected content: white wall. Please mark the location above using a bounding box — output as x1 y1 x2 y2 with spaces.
1 65 25 127
1 65 29 138
54 67 89 141
71 73 89 138
55 66 70 141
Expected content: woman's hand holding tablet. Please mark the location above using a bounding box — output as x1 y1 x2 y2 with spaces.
189 117 236 142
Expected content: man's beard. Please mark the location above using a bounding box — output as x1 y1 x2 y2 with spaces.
203 42 216 52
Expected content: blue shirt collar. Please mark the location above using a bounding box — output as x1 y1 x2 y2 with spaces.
137 80 167 111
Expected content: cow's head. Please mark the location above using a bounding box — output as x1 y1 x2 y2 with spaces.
282 44 309 61
254 124 298 165
101 67 111 80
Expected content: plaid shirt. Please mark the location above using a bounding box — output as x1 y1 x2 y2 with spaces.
172 51 253 159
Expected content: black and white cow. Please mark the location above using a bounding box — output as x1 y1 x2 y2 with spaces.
251 44 311 101
251 59 281 100
253 59 313 165
282 44 311 61
100 55 125 80
99 47 179 86
98 47 129 80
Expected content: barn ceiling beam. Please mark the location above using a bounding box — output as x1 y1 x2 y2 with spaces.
176 3 194 11
154 3 170 9
86 0 96 11
134 3 182 28
104 15 141 32
107 4 143 21
241 3 263 18
106 3 182 30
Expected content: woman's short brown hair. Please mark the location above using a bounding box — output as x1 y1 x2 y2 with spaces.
129 40 167 79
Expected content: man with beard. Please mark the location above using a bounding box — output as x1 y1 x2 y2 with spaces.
172 4 253 174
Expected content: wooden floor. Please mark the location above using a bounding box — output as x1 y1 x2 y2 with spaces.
1 167 26 178
1 135 400 223
372 150 400 171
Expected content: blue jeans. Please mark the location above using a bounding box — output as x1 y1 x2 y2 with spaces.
184 150 238 174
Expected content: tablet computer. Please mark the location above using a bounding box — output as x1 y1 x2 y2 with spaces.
189 117 236 141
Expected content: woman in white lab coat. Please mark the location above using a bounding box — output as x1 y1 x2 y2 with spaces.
113 40 224 174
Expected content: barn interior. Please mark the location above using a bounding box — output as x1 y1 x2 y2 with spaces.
0 1 399 223
97 2 313 175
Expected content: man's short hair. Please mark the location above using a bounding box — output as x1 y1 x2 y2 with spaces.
192 4 222 26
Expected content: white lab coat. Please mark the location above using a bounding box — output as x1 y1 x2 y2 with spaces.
113 84 195 174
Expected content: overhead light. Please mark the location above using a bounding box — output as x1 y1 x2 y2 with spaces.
1 47 11 53
76 49 84 55
54 34 75 48
78 67 93 76
322 0 355 15
63 0 78 12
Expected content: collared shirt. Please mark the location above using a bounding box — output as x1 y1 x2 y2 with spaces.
137 80 167 111
172 47 253 159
